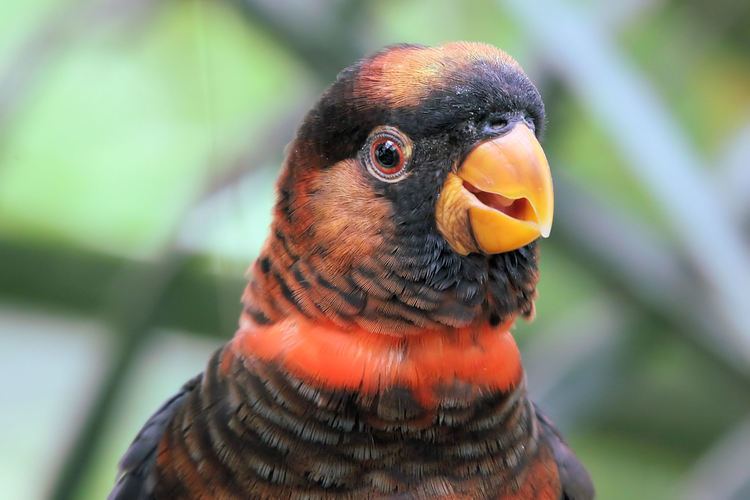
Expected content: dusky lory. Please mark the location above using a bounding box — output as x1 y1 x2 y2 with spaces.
110 42 594 500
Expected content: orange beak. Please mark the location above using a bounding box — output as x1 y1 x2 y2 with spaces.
436 124 554 255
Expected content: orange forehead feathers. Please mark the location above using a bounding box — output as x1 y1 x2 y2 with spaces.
355 42 521 107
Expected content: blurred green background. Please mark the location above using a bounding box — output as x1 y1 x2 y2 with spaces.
1 0 749 499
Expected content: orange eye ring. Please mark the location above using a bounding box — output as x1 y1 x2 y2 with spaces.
363 126 412 182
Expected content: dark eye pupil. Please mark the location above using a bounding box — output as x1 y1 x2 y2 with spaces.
375 141 400 169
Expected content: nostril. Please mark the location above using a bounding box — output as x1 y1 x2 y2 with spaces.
487 117 508 131
484 115 514 136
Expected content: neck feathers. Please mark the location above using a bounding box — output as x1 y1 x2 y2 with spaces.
229 315 523 408
241 228 539 336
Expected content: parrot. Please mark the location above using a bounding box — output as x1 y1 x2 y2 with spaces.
110 42 594 499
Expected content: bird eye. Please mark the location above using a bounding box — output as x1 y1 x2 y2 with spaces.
364 126 412 182
373 139 402 172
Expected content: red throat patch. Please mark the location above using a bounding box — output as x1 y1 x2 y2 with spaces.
227 315 523 407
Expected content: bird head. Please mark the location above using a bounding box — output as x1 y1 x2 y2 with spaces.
248 42 553 335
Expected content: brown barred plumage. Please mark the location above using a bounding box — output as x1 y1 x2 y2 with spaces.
149 347 560 499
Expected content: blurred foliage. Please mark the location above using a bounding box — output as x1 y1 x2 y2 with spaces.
0 0 304 255
1 1 749 499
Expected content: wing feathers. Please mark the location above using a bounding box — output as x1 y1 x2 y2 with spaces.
109 375 202 500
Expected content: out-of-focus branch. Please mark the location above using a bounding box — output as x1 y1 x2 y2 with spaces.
504 0 750 364
196 96 311 203
524 296 629 428
718 121 750 221
190 0 372 216
680 413 750 500
0 238 243 337
48 251 186 500
595 0 663 31
226 0 365 80
551 173 750 382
